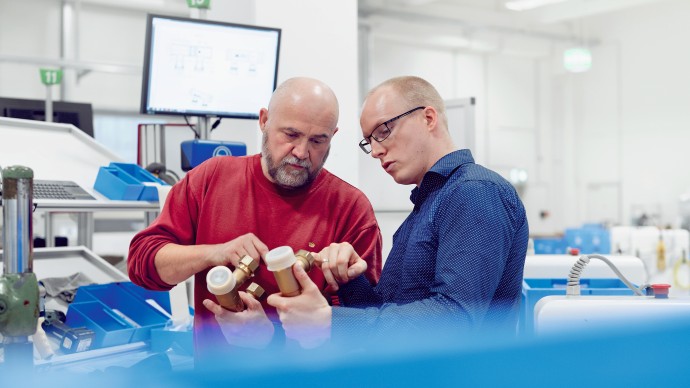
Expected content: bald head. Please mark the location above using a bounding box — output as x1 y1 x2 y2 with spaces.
258 77 340 189
268 77 339 130
365 76 447 130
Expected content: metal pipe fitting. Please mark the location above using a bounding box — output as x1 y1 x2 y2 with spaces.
265 246 314 297
295 249 315 272
206 255 260 312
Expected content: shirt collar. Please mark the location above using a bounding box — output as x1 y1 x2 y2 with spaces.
410 149 475 206
427 149 475 178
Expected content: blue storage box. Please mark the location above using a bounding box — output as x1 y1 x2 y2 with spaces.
150 328 193 356
564 225 611 254
533 237 566 254
118 281 172 313
180 139 246 171
65 301 136 348
118 281 194 316
519 278 635 334
74 283 170 343
93 162 168 201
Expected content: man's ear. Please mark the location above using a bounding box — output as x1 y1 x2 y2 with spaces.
332 127 339 137
258 107 269 132
423 106 439 133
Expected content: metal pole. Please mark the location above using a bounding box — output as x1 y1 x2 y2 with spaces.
76 212 93 249
197 116 211 140
45 85 53 123
2 166 34 274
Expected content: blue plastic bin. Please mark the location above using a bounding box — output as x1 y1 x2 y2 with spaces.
94 166 144 200
180 139 247 171
118 281 194 316
520 278 635 334
564 225 611 254
118 282 172 313
93 162 168 201
73 283 170 343
150 328 193 356
533 237 566 254
65 301 136 348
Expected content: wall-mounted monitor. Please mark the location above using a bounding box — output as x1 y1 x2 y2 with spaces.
140 14 281 119
0 97 94 137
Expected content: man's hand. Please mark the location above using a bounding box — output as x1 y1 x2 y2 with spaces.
203 291 274 349
206 233 269 268
313 242 367 291
267 264 332 349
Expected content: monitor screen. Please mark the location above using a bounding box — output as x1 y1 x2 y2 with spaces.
0 97 94 137
140 14 281 119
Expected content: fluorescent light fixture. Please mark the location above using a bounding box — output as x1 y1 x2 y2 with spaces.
563 47 592 73
504 0 568 11
509 168 528 184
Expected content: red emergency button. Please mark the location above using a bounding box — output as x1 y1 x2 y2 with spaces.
568 248 580 256
651 284 671 299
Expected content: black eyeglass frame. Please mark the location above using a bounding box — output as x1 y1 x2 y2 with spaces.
359 106 425 154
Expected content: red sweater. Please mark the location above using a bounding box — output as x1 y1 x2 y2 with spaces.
128 154 382 355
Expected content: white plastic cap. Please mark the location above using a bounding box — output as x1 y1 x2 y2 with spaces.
206 266 236 295
265 246 297 271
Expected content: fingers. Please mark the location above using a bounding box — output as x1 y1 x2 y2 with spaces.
320 243 360 286
239 291 263 311
292 262 318 294
311 252 324 267
347 259 367 279
266 293 283 310
313 252 339 289
334 246 350 282
202 299 224 316
219 233 268 267
243 233 269 261
321 261 339 291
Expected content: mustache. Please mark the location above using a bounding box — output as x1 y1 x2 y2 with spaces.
280 156 311 169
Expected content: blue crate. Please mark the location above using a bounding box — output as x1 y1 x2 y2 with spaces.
519 278 634 334
180 139 247 171
118 281 172 313
94 162 168 201
65 301 136 348
150 327 193 356
564 226 611 254
533 237 566 254
73 283 170 343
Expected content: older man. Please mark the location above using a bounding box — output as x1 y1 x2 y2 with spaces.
128 77 382 356
268 76 528 347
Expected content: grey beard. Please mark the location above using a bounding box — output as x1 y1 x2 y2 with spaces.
261 133 329 189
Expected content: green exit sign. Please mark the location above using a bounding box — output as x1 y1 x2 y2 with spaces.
39 68 63 85
186 0 210 8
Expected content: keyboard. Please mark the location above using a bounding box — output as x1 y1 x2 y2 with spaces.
33 180 96 200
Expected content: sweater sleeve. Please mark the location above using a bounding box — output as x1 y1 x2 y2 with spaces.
341 193 383 285
127 166 203 291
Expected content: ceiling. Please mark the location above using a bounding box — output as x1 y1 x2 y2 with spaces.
359 0 670 55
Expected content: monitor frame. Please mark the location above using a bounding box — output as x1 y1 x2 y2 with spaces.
0 97 94 137
139 14 281 120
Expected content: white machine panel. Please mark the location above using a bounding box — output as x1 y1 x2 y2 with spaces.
524 254 647 285
534 295 690 335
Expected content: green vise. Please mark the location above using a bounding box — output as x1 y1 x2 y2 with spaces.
0 273 39 337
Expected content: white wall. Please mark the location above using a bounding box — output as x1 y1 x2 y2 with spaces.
6 0 690 245
0 0 360 257
254 0 360 186
0 0 359 183
572 0 690 228
364 34 548 235
365 0 690 237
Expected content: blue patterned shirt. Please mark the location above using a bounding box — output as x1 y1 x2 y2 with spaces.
333 149 528 339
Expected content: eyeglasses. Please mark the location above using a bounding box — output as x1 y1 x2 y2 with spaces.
359 106 425 154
